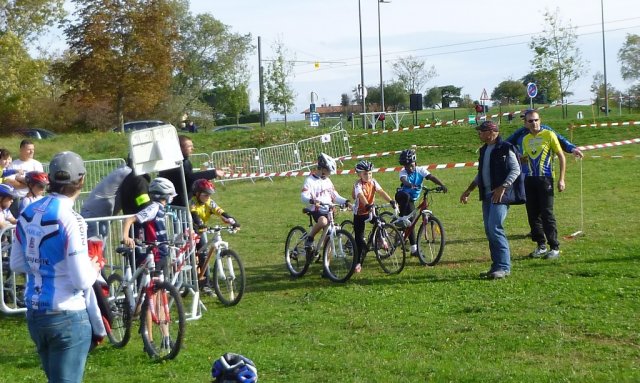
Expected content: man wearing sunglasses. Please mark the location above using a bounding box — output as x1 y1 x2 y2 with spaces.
519 110 566 260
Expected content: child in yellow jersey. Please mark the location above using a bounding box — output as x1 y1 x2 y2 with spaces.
189 179 239 291
352 160 395 273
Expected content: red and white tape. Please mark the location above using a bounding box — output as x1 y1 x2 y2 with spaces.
573 121 640 129
578 137 640 151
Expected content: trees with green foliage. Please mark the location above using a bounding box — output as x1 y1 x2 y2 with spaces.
440 85 463 108
391 55 437 94
491 80 526 104
618 34 640 83
365 82 407 111
265 40 295 127
520 70 560 104
423 87 442 108
529 8 586 117
590 72 617 109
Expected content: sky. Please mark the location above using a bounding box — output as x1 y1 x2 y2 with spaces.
41 0 640 121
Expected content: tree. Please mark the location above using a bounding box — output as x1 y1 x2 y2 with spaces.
491 80 526 104
215 84 250 125
365 82 407 111
440 85 463 108
264 40 295 126
392 55 437 94
62 0 182 130
423 87 442 108
520 71 560 104
618 34 640 82
340 93 350 107
590 72 618 109
0 0 65 43
529 8 586 118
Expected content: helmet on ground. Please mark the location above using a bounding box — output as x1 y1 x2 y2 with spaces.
399 149 416 165
317 153 337 174
149 177 177 200
211 353 258 383
0 184 15 198
25 171 49 186
355 160 373 172
192 179 215 195
48 151 86 184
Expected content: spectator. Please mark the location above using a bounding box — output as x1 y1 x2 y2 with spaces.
158 135 224 208
0 148 22 186
187 120 198 133
10 151 102 383
8 140 44 216
460 121 524 279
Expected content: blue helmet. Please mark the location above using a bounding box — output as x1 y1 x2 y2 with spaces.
211 353 258 383
0 184 16 198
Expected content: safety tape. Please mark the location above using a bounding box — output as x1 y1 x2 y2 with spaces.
572 121 640 128
220 137 640 179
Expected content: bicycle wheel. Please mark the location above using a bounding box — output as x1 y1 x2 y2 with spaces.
106 273 132 348
339 219 354 237
212 249 246 306
284 226 311 277
323 229 357 283
416 214 446 266
374 223 406 274
140 281 185 360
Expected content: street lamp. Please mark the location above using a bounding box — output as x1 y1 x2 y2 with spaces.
378 0 390 128
358 0 366 129
601 0 609 116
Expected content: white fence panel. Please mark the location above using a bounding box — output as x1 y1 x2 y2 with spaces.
258 143 301 173
296 129 351 169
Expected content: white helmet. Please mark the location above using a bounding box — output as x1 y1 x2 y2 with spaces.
149 177 177 201
317 153 337 175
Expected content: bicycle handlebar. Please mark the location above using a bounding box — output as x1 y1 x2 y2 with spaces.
422 185 446 193
198 225 239 234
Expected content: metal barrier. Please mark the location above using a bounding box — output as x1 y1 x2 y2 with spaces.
0 226 25 314
190 152 211 171
210 148 260 183
296 129 351 169
258 143 301 173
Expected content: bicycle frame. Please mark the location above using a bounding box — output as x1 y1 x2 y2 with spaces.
398 187 438 240
197 227 233 282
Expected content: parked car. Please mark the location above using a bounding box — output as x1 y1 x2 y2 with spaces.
211 125 253 133
112 120 167 133
16 128 57 139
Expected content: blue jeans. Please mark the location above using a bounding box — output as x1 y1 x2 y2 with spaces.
27 309 92 383
482 194 511 272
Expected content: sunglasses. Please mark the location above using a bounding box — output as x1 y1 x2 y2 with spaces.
527 119 540 123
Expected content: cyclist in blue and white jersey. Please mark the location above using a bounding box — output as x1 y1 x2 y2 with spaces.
10 151 101 383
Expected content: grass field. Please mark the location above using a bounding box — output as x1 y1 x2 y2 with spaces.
1 111 639 382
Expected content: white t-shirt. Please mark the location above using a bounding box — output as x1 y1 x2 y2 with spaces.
9 158 44 198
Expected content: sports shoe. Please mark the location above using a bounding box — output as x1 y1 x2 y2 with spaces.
480 269 510 279
393 216 412 228
202 286 214 296
544 249 560 260
529 245 547 258
304 236 314 251
410 251 420 257
355 263 362 273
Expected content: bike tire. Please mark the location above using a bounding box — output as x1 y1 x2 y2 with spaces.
213 249 246 306
374 223 406 274
339 219 354 237
140 281 185 361
105 273 132 348
284 226 311 277
323 229 357 283
416 214 446 266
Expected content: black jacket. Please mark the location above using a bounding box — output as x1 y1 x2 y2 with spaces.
477 136 526 205
158 158 218 208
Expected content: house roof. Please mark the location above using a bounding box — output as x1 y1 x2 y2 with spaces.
301 105 359 114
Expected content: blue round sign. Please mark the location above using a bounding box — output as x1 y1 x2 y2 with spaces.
527 82 538 98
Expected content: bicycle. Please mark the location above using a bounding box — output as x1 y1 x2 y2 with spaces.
388 186 446 266
106 241 186 360
284 203 357 283
339 204 407 274
195 225 245 307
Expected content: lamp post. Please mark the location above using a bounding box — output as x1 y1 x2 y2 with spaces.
358 0 366 129
377 0 390 128
601 0 609 116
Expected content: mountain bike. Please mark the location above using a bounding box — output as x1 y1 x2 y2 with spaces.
339 204 406 274
284 203 357 283
107 241 186 360
389 186 446 266
196 225 245 306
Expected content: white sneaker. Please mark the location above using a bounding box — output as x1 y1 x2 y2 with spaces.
544 249 560 260
529 245 547 258
393 216 411 228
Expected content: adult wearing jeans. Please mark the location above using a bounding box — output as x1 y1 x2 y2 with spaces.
10 151 100 383
460 121 524 279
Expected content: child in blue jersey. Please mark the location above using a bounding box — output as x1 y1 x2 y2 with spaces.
0 184 16 229
394 149 448 256
122 177 177 273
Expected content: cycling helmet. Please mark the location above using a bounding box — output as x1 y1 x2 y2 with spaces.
25 171 49 186
317 153 337 175
48 151 86 184
149 177 177 200
355 160 373 172
211 353 258 383
399 149 416 165
0 184 15 198
192 179 215 195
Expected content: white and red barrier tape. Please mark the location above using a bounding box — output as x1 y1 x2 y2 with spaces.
220 137 639 179
572 121 640 128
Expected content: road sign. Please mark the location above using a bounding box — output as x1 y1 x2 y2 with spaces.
527 82 538 98
310 112 320 127
480 88 489 101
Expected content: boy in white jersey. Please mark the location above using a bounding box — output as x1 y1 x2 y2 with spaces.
300 153 350 250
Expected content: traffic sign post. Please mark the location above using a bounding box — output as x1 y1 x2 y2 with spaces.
527 82 538 109
310 112 320 127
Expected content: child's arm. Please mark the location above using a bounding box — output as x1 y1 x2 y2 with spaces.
121 215 138 248
426 174 448 193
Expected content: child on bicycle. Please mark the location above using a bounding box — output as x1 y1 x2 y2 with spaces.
0 184 16 229
189 178 239 292
19 171 48 211
352 160 396 273
395 149 448 257
300 153 350 251
122 177 177 275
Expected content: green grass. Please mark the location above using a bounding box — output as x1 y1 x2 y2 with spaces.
1 113 640 382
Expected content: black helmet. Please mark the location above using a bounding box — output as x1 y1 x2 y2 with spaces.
355 160 373 172
399 149 416 165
